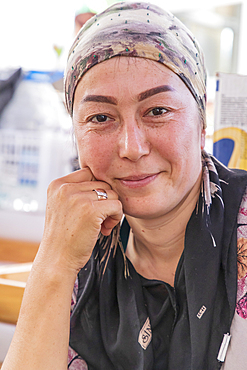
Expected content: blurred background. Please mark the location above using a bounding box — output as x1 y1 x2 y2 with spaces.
1 0 246 86
0 0 247 363
0 0 246 241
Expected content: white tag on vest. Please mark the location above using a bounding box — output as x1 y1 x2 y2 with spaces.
138 317 152 350
217 333 231 362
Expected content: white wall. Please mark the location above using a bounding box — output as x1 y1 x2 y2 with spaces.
238 1 247 75
0 0 245 72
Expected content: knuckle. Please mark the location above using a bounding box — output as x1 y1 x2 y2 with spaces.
116 199 123 211
47 181 74 203
47 178 60 195
48 176 65 190
55 183 71 201
59 182 71 195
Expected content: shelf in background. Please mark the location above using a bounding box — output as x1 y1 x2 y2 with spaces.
0 238 39 324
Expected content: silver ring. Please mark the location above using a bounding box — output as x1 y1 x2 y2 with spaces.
93 188 108 201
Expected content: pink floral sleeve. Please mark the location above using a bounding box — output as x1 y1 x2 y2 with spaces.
236 187 247 318
68 278 88 369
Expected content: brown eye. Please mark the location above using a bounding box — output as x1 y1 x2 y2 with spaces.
92 114 110 123
149 107 167 116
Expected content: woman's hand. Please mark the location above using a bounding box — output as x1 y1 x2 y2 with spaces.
1 168 123 370
39 168 123 273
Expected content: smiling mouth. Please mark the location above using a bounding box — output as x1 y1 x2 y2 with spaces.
117 173 160 188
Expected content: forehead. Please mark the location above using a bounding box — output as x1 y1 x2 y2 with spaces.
75 56 192 98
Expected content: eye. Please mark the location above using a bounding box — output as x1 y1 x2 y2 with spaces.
91 114 111 123
147 107 168 116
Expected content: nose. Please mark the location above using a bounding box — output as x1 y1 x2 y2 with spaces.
118 120 150 161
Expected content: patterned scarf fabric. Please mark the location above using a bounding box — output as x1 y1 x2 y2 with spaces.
69 153 247 369
64 1 207 128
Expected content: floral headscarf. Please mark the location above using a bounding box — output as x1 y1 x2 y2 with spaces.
64 1 207 128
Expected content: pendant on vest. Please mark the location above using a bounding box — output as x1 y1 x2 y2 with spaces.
217 333 231 362
138 317 152 350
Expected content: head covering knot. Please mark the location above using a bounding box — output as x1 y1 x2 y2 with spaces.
65 1 207 127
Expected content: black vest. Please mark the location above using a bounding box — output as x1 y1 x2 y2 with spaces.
70 158 247 370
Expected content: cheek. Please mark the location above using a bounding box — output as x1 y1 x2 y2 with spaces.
153 125 189 158
153 120 202 170
76 133 115 176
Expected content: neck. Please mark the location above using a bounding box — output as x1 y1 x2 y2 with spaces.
125 174 201 285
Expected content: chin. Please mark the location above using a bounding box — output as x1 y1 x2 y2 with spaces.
122 201 166 220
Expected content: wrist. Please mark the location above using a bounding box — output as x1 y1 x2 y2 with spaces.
37 236 92 276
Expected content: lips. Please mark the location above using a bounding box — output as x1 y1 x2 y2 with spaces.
117 173 160 188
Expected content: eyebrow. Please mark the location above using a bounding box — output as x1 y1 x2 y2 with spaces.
138 85 175 101
81 85 175 105
82 95 117 105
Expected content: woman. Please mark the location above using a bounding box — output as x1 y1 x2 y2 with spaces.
2 2 247 370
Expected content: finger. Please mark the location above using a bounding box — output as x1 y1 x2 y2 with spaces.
73 181 113 193
101 216 121 235
48 169 112 196
53 184 117 204
62 188 118 202
101 218 121 236
55 167 95 185
96 200 123 236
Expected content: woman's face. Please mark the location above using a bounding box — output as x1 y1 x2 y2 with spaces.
73 57 205 219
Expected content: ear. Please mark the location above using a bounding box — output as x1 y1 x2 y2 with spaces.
200 128 206 150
